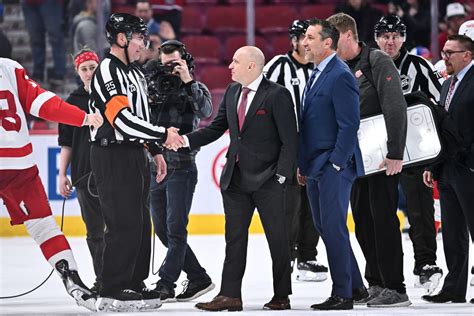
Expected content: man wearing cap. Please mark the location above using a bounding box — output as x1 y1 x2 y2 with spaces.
439 3 468 57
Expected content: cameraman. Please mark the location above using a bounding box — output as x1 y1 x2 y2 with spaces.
148 40 215 302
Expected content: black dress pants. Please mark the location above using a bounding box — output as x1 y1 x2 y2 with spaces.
438 161 474 296
351 173 406 293
219 167 292 298
399 166 437 271
91 144 151 295
286 183 320 263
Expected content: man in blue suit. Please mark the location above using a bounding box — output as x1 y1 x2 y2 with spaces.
298 18 367 310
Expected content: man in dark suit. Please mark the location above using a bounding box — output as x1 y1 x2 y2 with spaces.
423 34 474 304
182 46 297 311
298 18 366 311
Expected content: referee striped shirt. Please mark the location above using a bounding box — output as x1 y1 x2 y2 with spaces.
263 52 313 122
90 52 167 143
394 47 444 102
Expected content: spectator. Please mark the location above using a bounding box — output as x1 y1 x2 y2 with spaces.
135 0 176 42
439 3 468 56
334 0 383 47
388 0 431 49
21 0 66 86
0 29 12 58
71 0 108 54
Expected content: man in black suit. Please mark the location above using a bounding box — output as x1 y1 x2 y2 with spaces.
181 46 297 311
423 34 474 304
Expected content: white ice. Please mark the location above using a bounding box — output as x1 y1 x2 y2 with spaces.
1 233 473 315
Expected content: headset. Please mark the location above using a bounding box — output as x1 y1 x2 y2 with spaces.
159 40 195 73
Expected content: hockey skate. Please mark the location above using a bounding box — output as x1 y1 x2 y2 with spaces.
55 259 97 311
96 289 145 312
419 265 443 295
296 260 328 282
134 285 162 310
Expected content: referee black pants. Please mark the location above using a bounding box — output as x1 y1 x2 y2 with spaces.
91 144 151 296
399 166 437 272
350 173 406 293
286 183 320 263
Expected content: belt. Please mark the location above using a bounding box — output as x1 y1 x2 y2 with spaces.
93 138 144 148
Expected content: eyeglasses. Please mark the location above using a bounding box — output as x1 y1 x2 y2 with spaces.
440 50 467 59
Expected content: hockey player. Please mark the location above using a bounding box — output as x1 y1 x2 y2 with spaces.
0 57 103 311
263 19 328 282
374 15 444 295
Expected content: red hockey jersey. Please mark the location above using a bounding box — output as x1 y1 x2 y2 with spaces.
0 58 87 170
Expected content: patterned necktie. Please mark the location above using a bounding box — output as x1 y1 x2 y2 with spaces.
444 75 458 111
238 87 251 131
302 68 319 111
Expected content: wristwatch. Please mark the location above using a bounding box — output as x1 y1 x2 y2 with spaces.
332 163 341 171
276 174 286 184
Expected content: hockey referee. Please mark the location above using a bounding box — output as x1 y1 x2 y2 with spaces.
375 15 444 295
89 13 182 312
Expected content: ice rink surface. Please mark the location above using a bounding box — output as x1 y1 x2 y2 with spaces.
1 233 473 315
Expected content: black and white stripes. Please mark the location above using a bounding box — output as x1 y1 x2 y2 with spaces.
395 48 444 102
90 52 166 143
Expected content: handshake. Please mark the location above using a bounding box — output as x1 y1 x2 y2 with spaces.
164 127 186 151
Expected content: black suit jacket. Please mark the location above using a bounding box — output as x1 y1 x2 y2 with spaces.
187 77 297 191
440 65 474 170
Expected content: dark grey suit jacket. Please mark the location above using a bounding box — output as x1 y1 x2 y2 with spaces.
440 65 474 170
187 76 297 191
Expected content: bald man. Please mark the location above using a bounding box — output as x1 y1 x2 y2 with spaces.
184 46 297 311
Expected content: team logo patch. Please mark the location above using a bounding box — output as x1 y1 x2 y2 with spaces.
386 76 392 81
400 74 411 93
291 78 300 86
105 81 116 92
129 83 137 92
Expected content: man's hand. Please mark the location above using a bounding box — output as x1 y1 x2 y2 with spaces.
423 170 435 188
153 154 167 183
84 112 103 129
297 168 307 186
172 59 193 84
58 174 73 198
164 127 184 151
159 21 176 41
379 158 403 176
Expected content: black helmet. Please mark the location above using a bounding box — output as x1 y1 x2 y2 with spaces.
106 13 148 45
374 15 407 37
288 19 309 39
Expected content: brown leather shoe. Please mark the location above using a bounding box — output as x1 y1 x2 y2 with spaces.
263 296 291 310
195 295 243 311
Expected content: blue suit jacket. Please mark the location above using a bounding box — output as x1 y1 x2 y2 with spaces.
298 55 364 178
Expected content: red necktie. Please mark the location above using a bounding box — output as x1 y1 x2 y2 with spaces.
444 75 458 111
238 87 250 131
